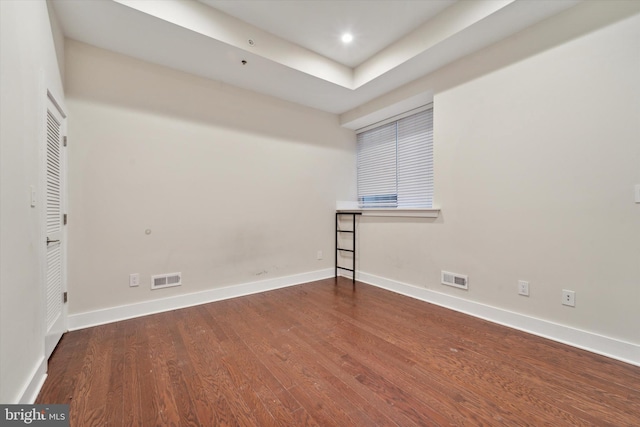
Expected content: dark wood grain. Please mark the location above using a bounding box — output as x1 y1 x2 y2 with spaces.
37 277 640 426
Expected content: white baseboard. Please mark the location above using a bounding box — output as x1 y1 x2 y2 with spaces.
357 271 640 367
67 267 639 366
68 268 334 331
17 357 47 404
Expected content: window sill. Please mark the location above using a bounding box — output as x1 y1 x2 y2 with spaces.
337 208 440 218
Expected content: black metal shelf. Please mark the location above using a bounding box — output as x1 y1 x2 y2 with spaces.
335 211 361 289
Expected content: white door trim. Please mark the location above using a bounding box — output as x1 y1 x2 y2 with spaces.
42 89 67 359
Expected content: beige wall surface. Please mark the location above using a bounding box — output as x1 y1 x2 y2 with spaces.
0 1 65 403
357 7 640 344
65 40 355 314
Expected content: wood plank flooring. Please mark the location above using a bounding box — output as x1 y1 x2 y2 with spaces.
37 277 640 426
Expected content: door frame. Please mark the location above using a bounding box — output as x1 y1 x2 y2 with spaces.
40 88 68 359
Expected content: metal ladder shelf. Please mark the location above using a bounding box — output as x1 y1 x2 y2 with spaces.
335 211 361 288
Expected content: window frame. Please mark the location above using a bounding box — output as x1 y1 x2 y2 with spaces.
356 104 434 211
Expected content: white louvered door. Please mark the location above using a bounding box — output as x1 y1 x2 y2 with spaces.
44 94 66 359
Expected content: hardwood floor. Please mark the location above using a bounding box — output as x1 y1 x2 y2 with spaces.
37 277 640 426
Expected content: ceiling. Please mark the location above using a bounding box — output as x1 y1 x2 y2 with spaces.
198 0 456 68
52 0 581 118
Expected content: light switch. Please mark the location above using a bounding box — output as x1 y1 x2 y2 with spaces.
30 185 36 207
635 184 640 203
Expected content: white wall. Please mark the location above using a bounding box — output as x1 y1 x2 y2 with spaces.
65 40 355 316
0 1 65 403
47 0 66 85
349 3 640 349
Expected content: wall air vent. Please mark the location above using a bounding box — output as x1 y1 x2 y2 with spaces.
151 272 182 290
441 271 468 290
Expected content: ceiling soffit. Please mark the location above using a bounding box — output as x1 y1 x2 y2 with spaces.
53 0 581 115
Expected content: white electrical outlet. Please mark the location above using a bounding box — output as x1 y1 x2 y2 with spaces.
317 250 323 260
562 289 575 307
518 280 529 296
129 273 140 287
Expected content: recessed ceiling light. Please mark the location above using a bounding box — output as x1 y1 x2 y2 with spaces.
341 33 353 44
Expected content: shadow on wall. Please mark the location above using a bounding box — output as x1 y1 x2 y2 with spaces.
64 39 354 151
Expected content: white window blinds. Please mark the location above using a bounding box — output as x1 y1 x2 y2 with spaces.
357 107 433 208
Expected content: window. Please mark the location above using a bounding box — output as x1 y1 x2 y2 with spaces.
357 106 433 209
